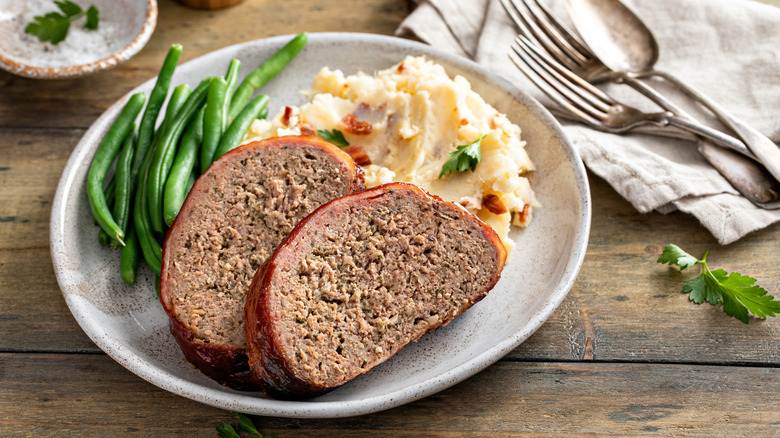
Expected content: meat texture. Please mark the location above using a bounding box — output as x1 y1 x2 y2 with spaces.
245 182 507 399
160 135 364 389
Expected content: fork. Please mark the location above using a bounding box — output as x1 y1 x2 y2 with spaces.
502 0 780 206
509 36 751 154
499 0 695 122
509 35 780 207
498 0 775 160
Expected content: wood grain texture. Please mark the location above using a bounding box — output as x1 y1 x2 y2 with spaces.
510 174 780 365
1 0 780 435
1 354 778 437
0 0 408 130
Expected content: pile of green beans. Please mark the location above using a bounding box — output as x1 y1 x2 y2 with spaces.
86 33 308 286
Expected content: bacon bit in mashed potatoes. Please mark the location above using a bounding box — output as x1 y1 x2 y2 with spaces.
243 56 538 254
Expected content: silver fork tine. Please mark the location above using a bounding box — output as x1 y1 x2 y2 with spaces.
509 36 605 124
519 35 613 109
499 0 572 69
525 0 592 62
501 0 586 70
499 0 540 44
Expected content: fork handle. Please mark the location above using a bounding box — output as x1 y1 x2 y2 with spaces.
642 70 780 184
661 115 755 159
617 74 755 159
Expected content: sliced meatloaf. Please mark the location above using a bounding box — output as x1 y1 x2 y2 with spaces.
244 182 507 399
159 135 365 389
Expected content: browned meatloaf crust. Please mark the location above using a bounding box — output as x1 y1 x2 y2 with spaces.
244 182 507 399
159 135 365 389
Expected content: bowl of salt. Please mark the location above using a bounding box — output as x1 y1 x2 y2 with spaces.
0 0 157 79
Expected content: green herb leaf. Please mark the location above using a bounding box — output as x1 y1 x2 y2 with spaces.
439 135 485 179
656 243 698 270
25 13 70 44
85 5 99 30
24 1 99 44
317 129 349 148
238 413 272 437
658 243 780 324
216 423 241 438
682 269 723 305
55 1 82 17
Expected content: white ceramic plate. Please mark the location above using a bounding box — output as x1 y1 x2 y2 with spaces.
50 33 590 418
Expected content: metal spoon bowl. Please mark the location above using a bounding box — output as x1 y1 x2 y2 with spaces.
566 0 780 184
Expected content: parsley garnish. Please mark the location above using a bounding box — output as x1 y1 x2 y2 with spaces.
317 129 349 148
216 423 241 438
439 135 485 179
217 413 272 438
24 1 99 45
658 243 780 324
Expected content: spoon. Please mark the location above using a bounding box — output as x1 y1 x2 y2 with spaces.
565 0 780 187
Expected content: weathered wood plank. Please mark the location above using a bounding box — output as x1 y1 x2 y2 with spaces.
511 173 780 364
0 0 409 130
0 128 79 251
0 247 97 352
1 353 777 437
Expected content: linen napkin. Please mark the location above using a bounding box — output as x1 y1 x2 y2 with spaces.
396 0 780 244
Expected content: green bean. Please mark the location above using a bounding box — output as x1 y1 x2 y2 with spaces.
131 45 183 183
135 153 162 274
153 84 192 148
228 32 307 120
200 77 228 173
98 228 110 246
97 177 115 246
87 92 146 246
95 177 116 225
104 177 116 208
132 84 192 271
224 59 241 105
185 169 196 194
120 223 140 285
212 94 269 163
147 78 211 233
164 106 205 226
109 123 137 250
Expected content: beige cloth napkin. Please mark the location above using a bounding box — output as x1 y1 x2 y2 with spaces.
397 0 780 244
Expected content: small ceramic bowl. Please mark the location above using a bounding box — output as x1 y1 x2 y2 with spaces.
0 0 157 79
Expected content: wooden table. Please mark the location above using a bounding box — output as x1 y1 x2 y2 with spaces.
1 0 778 436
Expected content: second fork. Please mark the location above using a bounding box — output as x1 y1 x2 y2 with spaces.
509 35 780 206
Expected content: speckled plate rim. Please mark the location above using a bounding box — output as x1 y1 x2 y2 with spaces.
50 32 591 418
0 0 157 79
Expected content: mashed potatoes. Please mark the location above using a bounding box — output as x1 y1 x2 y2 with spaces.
243 56 537 254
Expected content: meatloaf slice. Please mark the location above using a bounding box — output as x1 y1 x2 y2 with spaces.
244 182 507 399
159 135 365 389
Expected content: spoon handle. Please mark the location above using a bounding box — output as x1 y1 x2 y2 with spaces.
697 140 780 208
619 74 780 204
619 74 751 157
646 70 780 184
662 115 753 159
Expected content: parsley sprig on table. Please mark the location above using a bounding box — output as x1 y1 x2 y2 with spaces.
217 413 273 438
24 1 99 45
317 129 349 148
439 135 485 179
657 243 780 324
